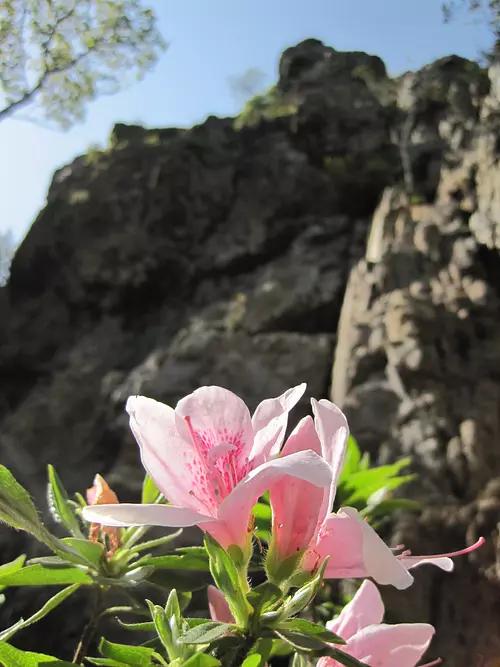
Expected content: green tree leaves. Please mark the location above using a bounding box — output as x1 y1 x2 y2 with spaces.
0 0 166 127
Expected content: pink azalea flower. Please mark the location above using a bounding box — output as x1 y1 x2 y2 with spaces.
268 398 485 589
317 579 437 667
82 384 334 552
268 398 349 563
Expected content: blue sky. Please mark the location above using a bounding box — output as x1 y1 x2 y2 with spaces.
0 0 492 243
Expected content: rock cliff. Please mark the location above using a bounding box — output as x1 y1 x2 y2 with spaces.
1 39 499 663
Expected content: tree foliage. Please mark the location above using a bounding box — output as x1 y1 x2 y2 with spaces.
228 67 267 104
443 0 500 58
0 0 166 128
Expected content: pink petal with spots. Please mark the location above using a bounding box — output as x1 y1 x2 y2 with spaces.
126 396 213 515
176 386 254 499
269 416 328 560
327 580 384 640
208 585 235 624
250 383 307 465
311 398 349 524
345 623 435 667
82 503 213 527
217 448 333 549
307 508 414 590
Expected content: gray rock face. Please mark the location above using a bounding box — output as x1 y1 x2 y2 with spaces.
1 39 499 663
332 62 500 661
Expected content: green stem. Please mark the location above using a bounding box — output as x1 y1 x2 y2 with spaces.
228 634 255 667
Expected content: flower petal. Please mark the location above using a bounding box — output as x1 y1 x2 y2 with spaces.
208 585 235 624
340 508 414 589
217 449 333 548
307 509 414 590
82 503 213 528
346 622 435 667
250 383 307 464
126 396 211 514
176 385 254 474
327 580 384 640
269 417 327 560
311 398 349 521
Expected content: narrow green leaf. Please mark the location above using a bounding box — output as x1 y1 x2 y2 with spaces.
182 654 221 667
338 435 361 481
176 546 209 557
61 538 105 567
141 474 162 504
130 529 183 554
361 498 422 519
99 638 155 666
0 563 92 587
277 619 345 645
0 642 74 666
27 556 68 567
246 582 282 616
204 534 249 626
273 629 329 652
136 553 210 571
47 465 84 538
179 621 237 645
0 584 80 641
116 619 155 632
149 603 175 658
86 659 129 666
0 466 43 535
0 554 26 576
325 647 370 667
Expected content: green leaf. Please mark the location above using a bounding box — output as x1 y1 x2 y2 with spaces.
136 553 210 571
277 619 345 645
141 474 162 504
338 435 361 480
0 554 26 576
116 619 156 632
273 629 330 652
361 498 422 520
86 659 129 666
0 642 75 666
241 656 261 667
47 465 84 538
0 468 93 567
179 622 237 645
61 538 105 567
324 647 370 667
149 603 175 659
0 563 92 586
0 555 26 592
280 558 329 618
246 582 282 616
99 638 155 666
245 638 274 667
176 547 208 557
182 654 221 667
204 535 250 627
130 530 183 554
0 584 80 641
341 460 413 505
0 465 44 536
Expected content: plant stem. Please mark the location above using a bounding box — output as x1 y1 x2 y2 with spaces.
228 634 255 667
72 586 104 664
